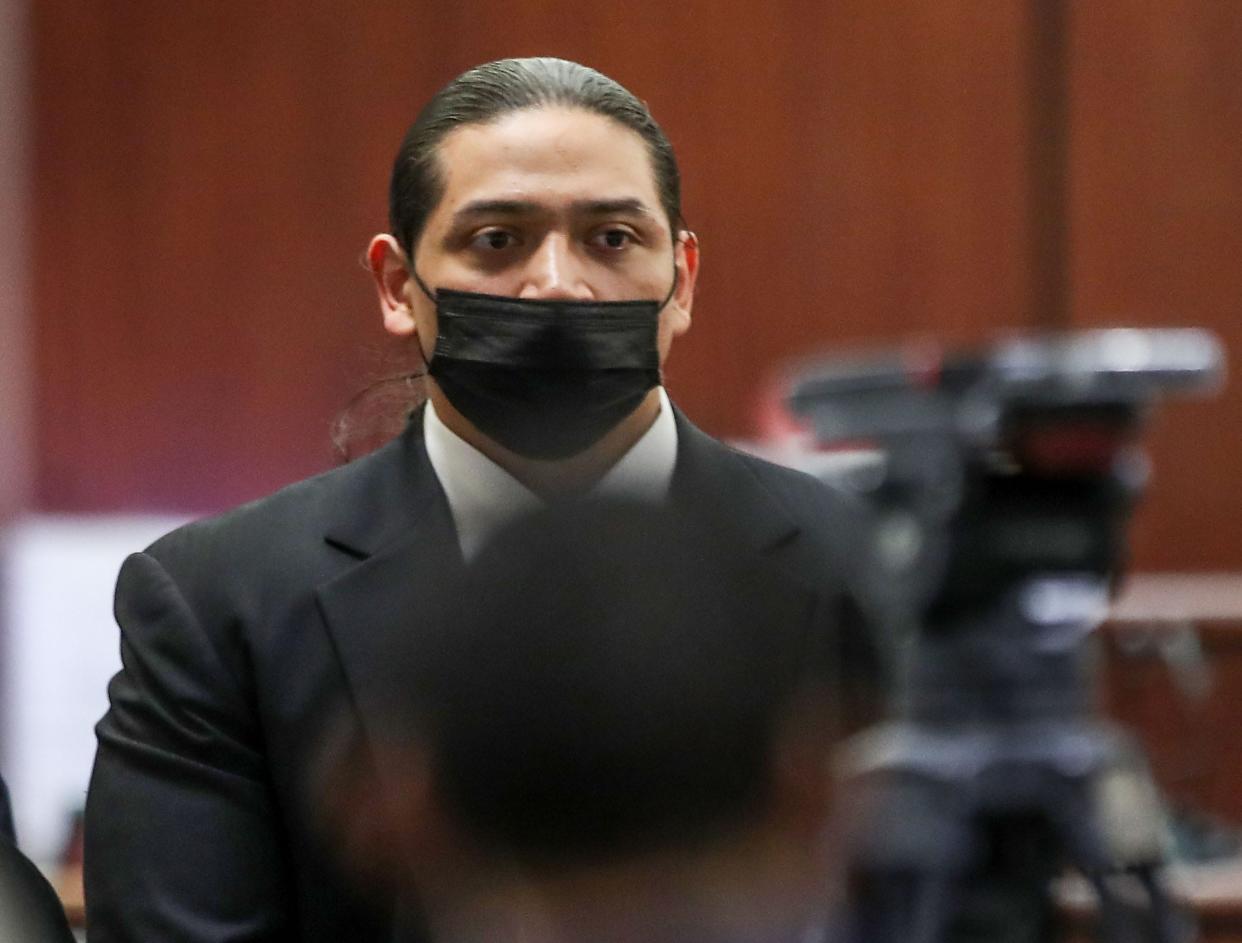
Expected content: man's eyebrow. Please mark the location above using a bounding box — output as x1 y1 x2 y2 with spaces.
452 199 542 221
571 198 658 219
451 197 659 223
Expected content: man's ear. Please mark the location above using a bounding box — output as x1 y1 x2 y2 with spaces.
669 229 700 338
368 234 418 337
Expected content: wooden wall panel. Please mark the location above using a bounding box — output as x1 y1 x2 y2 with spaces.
1069 3 1242 570
30 0 1033 513
0 0 31 522
30 3 443 512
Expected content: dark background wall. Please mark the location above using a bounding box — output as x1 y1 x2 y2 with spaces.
24 0 1242 570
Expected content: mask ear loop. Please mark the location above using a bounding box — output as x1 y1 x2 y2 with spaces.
399 254 437 372
409 266 438 306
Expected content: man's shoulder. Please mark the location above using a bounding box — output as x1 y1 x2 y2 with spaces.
724 444 873 555
673 413 879 596
729 442 853 502
673 409 866 526
144 429 420 570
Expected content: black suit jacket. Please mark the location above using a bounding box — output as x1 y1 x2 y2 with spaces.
84 407 884 942
0 775 13 844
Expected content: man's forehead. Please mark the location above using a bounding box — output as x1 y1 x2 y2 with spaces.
431 107 663 217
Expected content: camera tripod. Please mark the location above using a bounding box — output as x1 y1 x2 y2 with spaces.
835 576 1190 943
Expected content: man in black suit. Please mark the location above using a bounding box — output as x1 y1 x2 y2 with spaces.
85 57 886 942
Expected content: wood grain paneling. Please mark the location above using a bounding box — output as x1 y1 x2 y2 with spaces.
1068 3 1242 569
0 0 31 522
31 3 438 511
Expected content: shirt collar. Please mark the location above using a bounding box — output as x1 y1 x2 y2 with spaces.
423 388 679 560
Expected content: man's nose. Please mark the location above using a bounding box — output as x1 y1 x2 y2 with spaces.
518 235 594 300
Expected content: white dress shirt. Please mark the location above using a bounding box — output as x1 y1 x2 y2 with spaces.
423 388 679 560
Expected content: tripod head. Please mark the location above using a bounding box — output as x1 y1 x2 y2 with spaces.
786 328 1224 620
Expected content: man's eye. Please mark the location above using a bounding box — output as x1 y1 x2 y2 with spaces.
590 228 635 251
472 230 518 251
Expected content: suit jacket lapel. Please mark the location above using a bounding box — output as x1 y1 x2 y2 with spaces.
315 416 466 747
670 407 853 714
669 406 801 556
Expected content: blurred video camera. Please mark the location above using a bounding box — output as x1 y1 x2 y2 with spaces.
785 329 1225 943
788 328 1224 623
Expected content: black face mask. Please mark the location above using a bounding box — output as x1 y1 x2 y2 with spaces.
413 273 675 460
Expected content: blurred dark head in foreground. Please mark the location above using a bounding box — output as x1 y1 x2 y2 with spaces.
321 500 846 943
0 840 76 943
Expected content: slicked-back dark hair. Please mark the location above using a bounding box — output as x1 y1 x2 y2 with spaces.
389 57 683 256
